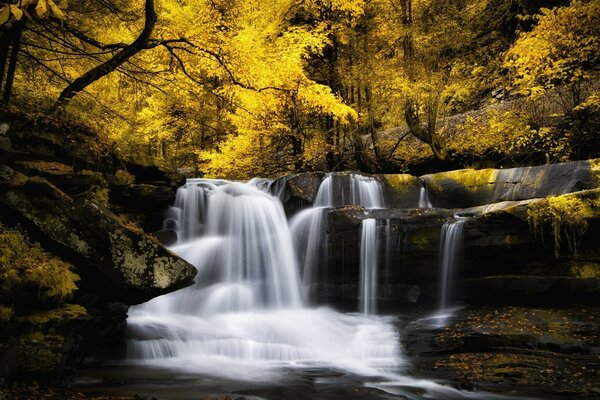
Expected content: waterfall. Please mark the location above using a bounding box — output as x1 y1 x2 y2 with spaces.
359 219 378 314
316 173 384 208
291 173 385 301
438 218 465 313
418 180 433 209
127 178 401 380
289 207 327 301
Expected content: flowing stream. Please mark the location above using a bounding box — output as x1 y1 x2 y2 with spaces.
128 179 402 381
121 177 518 399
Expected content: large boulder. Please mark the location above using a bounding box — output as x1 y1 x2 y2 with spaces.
421 159 600 208
0 166 196 305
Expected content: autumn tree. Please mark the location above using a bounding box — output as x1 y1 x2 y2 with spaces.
505 0 600 110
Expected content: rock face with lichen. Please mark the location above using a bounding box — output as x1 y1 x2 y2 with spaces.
296 165 600 310
0 112 196 380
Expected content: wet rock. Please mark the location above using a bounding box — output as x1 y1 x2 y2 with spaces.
273 172 325 215
153 229 178 246
462 276 600 306
0 170 196 305
421 159 600 208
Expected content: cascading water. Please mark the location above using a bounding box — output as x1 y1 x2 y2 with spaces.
122 178 520 400
438 217 465 314
316 173 385 208
290 173 385 301
418 180 433 209
127 178 402 380
359 219 378 314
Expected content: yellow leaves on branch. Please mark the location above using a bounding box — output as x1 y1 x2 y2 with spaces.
0 0 65 27
505 0 600 96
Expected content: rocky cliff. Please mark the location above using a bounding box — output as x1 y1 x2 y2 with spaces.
0 112 196 380
274 160 600 311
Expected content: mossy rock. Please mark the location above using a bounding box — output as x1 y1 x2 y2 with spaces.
15 332 64 374
421 159 599 208
527 188 600 258
17 304 87 329
381 174 422 207
1 174 196 305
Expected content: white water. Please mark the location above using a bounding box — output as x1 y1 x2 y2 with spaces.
125 177 523 400
439 218 465 313
418 180 433 208
128 178 402 380
359 219 378 314
291 173 385 301
316 173 384 208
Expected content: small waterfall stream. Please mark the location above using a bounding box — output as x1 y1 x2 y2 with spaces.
290 173 385 302
438 218 465 314
418 180 433 209
359 219 378 314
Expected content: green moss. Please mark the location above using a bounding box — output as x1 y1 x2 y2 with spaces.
16 161 73 175
409 227 438 250
590 158 600 184
383 174 418 194
0 304 14 321
527 190 600 258
569 262 600 278
17 332 64 373
114 169 135 185
0 223 80 302
17 303 87 327
91 186 110 207
430 168 499 192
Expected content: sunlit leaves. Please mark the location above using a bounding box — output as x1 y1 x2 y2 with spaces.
505 0 600 98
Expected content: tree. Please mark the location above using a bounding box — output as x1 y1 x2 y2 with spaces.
505 0 600 110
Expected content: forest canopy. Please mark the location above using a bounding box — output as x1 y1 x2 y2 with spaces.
1 0 598 178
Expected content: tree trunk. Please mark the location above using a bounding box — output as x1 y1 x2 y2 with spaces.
1 19 25 106
54 0 157 108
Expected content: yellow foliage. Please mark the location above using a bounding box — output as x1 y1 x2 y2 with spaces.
18 303 87 327
528 191 600 258
0 223 80 302
505 0 600 97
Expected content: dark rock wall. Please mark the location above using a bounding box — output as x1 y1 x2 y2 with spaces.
0 112 195 379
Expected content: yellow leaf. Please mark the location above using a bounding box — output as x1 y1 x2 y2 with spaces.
0 6 10 25
35 0 48 18
10 5 23 20
47 0 64 19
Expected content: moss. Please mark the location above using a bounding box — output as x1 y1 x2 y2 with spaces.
0 304 14 321
383 174 418 194
17 332 64 373
590 158 600 184
17 304 87 327
114 169 135 185
16 161 73 175
569 262 600 278
409 227 438 250
430 168 499 192
527 190 600 258
90 186 110 208
0 223 80 302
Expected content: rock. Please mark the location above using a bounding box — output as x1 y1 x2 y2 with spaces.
421 159 600 208
0 169 196 305
272 172 325 215
12 160 106 197
317 189 600 308
381 174 423 207
403 305 600 398
109 183 177 232
462 276 600 306
153 229 178 246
